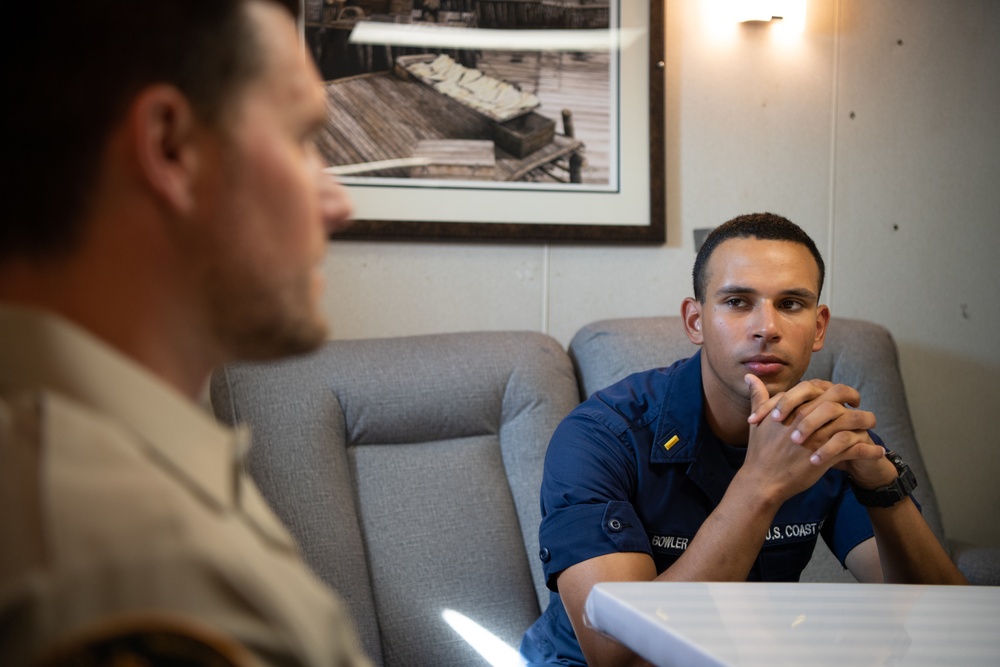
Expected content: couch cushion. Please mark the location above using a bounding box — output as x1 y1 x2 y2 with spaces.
211 331 578 666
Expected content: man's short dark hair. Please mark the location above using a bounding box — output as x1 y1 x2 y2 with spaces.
692 212 826 302
0 0 299 263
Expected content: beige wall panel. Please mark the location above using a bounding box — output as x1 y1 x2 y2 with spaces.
321 241 546 339
830 0 1000 547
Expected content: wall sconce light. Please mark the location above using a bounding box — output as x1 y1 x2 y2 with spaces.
703 0 806 39
735 1 786 23
734 0 806 30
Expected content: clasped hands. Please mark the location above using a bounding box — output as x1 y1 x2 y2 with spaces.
744 375 893 499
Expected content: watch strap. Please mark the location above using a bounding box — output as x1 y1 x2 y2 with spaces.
850 450 917 508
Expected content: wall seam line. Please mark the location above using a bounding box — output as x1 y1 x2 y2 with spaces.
826 0 843 310
541 244 551 335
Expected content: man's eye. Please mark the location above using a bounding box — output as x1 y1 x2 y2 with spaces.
780 300 803 310
725 298 746 308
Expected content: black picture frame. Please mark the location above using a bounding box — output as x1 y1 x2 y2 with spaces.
307 1 665 244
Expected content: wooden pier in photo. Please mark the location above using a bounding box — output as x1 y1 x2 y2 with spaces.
318 71 584 182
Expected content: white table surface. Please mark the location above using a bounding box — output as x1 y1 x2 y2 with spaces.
584 581 1000 667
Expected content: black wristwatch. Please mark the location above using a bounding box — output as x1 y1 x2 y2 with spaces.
850 450 917 508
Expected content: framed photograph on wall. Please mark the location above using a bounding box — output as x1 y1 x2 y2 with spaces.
303 1 665 243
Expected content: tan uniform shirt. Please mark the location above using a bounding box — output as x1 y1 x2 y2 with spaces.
0 306 372 667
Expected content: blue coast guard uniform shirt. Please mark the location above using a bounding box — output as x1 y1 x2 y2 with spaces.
520 351 879 666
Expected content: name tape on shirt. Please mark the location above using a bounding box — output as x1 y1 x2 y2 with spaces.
650 520 824 556
764 520 824 543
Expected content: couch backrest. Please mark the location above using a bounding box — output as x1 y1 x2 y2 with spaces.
210 331 579 666
569 316 947 583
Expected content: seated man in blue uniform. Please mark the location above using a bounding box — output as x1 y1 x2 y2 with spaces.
520 213 966 666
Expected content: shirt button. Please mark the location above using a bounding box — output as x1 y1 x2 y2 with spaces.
608 518 622 532
539 547 551 562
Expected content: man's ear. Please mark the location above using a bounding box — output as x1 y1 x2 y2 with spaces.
127 84 202 214
682 297 704 345
812 304 831 352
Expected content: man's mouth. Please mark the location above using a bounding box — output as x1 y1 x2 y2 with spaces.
742 355 786 376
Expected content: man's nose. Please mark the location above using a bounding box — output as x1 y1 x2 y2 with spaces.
752 303 781 341
318 170 354 235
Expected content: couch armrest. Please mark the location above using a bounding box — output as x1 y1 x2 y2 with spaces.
950 541 1000 586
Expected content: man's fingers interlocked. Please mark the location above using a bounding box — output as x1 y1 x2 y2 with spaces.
789 400 876 446
809 430 887 467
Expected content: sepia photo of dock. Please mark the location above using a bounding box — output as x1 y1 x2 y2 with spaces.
304 0 615 188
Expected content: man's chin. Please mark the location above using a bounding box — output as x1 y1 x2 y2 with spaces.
749 372 796 398
225 315 329 362
271 317 329 358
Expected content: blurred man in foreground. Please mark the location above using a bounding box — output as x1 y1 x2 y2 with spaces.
0 1 370 664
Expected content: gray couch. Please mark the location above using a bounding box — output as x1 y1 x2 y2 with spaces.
210 317 998 667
